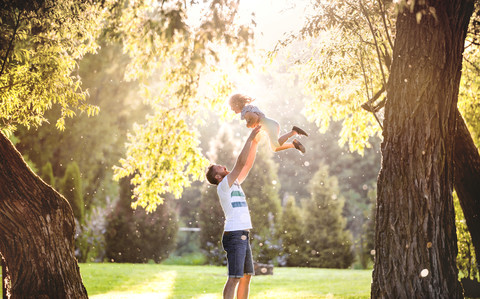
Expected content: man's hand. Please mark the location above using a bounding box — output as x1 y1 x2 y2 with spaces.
248 125 262 142
244 112 260 128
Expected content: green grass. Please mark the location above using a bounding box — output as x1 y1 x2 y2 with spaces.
1 264 371 298
161 253 207 265
79 264 371 298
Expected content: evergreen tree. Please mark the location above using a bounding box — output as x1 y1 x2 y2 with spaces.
60 162 84 224
199 126 236 265
241 140 282 264
303 164 353 268
40 162 55 188
278 196 307 267
105 177 178 263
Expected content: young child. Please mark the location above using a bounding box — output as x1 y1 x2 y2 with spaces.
229 93 308 153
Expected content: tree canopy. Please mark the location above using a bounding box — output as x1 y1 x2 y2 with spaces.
0 0 101 134
1 0 255 211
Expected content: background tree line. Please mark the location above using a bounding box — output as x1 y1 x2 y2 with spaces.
15 40 378 269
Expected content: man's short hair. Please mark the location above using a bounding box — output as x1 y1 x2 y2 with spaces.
206 165 219 185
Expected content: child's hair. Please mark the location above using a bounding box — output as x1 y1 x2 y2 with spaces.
229 93 255 108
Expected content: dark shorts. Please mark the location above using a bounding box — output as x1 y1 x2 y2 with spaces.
222 230 255 278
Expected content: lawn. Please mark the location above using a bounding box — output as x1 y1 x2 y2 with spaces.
79 264 371 298
1 264 372 298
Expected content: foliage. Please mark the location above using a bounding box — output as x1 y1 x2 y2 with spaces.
359 188 376 269
278 196 307 267
114 110 210 212
0 0 101 135
303 164 354 268
242 57 379 268
110 0 255 210
283 0 394 153
288 0 479 273
15 44 147 210
40 161 55 187
105 177 178 263
455 5 480 280
59 161 84 224
1 0 255 212
75 198 113 263
459 5 480 147
455 192 479 280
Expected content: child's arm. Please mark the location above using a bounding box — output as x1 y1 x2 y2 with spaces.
244 111 260 128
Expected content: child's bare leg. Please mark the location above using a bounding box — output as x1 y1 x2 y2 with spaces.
274 143 295 152
278 130 296 146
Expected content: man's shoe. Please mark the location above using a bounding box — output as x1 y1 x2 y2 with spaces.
292 126 308 136
292 139 306 153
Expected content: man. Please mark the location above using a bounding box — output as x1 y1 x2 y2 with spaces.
205 125 262 299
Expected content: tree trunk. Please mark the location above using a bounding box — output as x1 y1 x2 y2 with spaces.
0 133 87 298
455 110 480 269
372 1 474 298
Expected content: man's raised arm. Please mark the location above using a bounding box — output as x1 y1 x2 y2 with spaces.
237 133 259 184
226 126 262 187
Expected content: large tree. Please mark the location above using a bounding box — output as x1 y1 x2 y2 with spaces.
289 0 479 294
0 1 100 296
0 0 253 296
372 1 474 297
0 133 87 297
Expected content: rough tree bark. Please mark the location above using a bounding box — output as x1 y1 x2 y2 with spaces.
372 1 474 298
0 133 87 298
455 110 480 269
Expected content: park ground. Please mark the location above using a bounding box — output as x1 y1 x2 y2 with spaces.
81 264 371 298
1 264 371 298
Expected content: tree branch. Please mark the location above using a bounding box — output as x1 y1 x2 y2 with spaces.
378 0 394 50
361 85 385 112
359 0 388 88
358 49 371 100
0 9 23 79
464 56 480 74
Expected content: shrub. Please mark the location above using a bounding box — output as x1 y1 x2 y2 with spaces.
455 192 479 280
105 177 178 263
75 197 114 262
60 161 84 224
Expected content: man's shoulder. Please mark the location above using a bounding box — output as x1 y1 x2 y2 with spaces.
218 175 241 193
217 176 231 193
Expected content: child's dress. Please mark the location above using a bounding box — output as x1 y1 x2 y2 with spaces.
241 105 281 150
